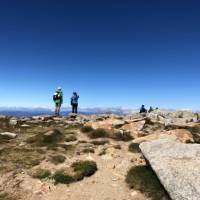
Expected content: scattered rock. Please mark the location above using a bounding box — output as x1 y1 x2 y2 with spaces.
9 119 18 126
0 132 17 139
21 124 30 128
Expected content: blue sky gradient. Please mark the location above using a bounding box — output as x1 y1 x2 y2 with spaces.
0 0 199 109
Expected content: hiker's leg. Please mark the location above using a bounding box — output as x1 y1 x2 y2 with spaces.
72 104 74 113
57 106 61 116
55 105 58 115
75 104 78 113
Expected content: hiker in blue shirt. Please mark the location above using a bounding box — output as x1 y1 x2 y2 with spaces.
71 92 79 113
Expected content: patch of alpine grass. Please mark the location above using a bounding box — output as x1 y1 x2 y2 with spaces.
50 155 66 165
65 134 77 142
81 126 94 133
89 128 109 139
111 131 133 141
126 165 169 200
52 169 75 184
82 147 95 153
52 160 98 185
31 168 51 179
90 140 109 146
0 192 16 200
72 160 97 177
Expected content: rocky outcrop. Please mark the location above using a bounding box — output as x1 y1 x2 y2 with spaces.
85 118 125 130
132 129 194 144
140 136 200 200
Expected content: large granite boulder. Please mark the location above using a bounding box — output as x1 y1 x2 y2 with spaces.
140 135 200 200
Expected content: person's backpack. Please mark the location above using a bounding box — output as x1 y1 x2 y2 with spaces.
53 93 60 101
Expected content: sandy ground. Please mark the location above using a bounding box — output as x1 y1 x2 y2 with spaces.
0 131 146 200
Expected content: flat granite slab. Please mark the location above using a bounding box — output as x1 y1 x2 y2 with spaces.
140 135 200 200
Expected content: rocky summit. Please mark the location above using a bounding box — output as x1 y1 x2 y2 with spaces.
0 110 199 200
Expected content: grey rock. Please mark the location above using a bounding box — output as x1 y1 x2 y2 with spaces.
9 119 18 126
0 132 17 139
146 110 198 125
21 124 30 128
140 135 200 200
0 115 7 119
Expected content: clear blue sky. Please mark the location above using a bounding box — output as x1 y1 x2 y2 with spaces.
0 0 199 109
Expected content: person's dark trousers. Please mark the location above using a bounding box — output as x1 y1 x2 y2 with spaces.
72 104 78 113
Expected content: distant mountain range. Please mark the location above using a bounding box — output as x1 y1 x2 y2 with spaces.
0 107 137 117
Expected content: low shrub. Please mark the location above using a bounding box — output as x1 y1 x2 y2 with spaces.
0 192 16 200
88 128 109 139
72 160 97 177
82 148 95 153
26 129 64 148
111 131 133 141
81 126 94 133
90 140 109 146
128 143 141 153
52 160 98 184
65 135 77 142
52 170 75 184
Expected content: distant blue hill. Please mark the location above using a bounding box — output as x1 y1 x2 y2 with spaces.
0 107 135 117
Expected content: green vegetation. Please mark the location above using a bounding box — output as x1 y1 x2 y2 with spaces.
126 165 169 200
72 160 97 177
82 147 95 153
65 134 77 142
50 155 66 164
142 118 165 133
31 168 51 179
90 140 109 145
113 144 121 149
128 143 141 153
53 170 75 184
0 147 44 173
81 126 94 133
52 160 98 184
82 126 109 139
0 192 16 200
111 131 133 141
88 128 109 139
188 125 200 143
60 144 76 152
82 126 133 141
26 129 64 148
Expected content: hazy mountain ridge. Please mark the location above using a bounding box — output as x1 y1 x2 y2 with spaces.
0 107 137 117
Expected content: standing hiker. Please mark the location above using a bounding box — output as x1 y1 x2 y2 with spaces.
53 87 63 116
71 92 79 114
